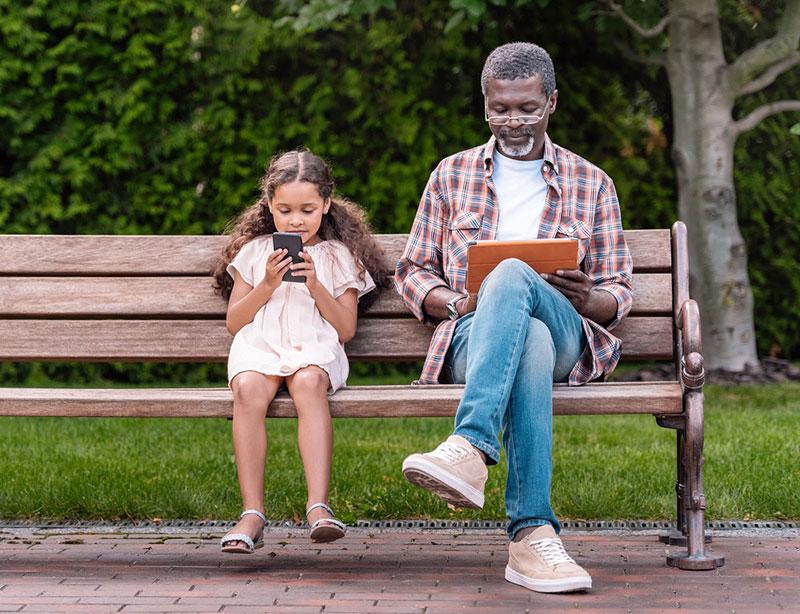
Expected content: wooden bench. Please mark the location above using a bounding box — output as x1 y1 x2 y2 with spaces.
0 221 724 570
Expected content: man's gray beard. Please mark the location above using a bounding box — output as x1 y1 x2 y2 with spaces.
497 133 535 158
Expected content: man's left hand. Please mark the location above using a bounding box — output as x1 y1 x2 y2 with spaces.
541 269 593 314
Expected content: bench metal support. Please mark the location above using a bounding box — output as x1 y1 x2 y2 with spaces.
657 387 724 570
656 413 711 547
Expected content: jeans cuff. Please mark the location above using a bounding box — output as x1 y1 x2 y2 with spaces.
453 432 500 465
508 518 561 540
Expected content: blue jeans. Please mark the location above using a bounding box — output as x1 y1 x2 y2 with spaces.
442 259 587 539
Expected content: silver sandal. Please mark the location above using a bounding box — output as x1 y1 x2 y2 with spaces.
220 509 267 554
306 503 346 543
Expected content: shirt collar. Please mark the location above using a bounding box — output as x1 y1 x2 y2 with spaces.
483 133 559 175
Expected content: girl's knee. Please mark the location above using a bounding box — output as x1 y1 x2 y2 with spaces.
288 366 329 395
231 372 273 407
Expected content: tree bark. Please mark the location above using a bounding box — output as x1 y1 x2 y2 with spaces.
665 0 759 371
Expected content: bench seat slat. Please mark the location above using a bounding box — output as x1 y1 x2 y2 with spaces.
0 273 672 317
0 382 683 417
0 317 673 361
0 230 671 275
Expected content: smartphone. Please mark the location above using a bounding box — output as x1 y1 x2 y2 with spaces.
272 232 305 283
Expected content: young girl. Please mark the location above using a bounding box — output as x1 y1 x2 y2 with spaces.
212 149 390 553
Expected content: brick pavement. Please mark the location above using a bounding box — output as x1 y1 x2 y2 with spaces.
0 526 797 612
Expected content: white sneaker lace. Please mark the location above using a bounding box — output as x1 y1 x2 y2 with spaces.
430 441 470 463
529 537 576 567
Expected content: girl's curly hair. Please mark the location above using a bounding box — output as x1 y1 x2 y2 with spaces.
212 149 392 312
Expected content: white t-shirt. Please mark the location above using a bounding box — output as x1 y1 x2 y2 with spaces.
492 150 547 240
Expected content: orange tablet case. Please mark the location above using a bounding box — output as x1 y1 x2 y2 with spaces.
466 238 579 293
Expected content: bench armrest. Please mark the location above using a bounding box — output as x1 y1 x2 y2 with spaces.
676 298 704 391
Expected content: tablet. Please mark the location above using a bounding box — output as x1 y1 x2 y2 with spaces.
466 238 579 293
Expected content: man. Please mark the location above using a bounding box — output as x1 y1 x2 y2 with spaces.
395 42 633 594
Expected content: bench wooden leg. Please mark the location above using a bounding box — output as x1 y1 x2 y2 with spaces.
665 390 725 570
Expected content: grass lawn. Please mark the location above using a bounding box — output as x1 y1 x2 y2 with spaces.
1 383 798 523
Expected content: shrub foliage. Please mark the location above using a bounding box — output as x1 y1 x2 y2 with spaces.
1 0 798 385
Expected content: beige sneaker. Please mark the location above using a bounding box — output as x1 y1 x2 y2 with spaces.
505 524 592 593
401 435 488 508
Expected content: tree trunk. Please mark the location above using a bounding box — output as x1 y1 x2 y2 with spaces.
666 0 759 371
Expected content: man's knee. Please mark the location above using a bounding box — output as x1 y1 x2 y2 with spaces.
521 318 556 365
480 258 545 297
487 258 530 282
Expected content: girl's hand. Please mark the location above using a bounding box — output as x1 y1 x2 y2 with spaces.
264 249 293 289
291 251 320 292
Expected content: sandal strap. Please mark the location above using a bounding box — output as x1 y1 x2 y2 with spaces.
240 509 267 524
220 533 256 550
305 502 334 517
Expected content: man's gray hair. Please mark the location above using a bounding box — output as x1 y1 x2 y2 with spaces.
480 42 556 98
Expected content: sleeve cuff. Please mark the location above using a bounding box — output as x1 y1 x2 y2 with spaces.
396 269 448 324
597 283 632 331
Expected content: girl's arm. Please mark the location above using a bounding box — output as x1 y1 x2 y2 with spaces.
226 249 292 335
293 251 358 343
311 286 358 344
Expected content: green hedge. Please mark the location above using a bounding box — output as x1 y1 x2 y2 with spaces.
1 0 798 382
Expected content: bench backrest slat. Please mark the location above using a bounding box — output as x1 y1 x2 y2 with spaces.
0 317 673 361
0 230 671 274
0 272 671 317
0 230 673 363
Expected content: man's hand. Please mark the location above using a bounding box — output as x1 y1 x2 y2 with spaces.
541 269 593 314
542 269 619 325
456 293 478 317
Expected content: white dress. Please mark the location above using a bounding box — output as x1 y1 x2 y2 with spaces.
226 236 376 392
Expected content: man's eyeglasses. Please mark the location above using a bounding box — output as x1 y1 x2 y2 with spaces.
484 109 546 126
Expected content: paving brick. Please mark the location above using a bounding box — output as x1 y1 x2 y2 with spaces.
135 590 235 599
0 597 80 605
19 606 123 613
38 588 104 597
322 607 420 614
0 589 42 598
119 605 226 612
78 597 178 606
331 591 430 600
230 608 320 613
374 599 431 609
174 597 275 607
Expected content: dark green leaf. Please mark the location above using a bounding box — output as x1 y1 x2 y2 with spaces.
444 9 466 33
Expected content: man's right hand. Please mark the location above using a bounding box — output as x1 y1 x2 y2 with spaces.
456 294 477 317
422 287 479 321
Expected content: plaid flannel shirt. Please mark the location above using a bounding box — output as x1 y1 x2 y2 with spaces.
395 134 633 385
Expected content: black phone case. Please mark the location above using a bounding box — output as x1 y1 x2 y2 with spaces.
272 232 306 283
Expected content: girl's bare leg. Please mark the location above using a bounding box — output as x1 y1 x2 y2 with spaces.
225 371 283 547
285 366 334 526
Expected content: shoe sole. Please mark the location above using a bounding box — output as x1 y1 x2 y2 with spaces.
220 541 264 555
310 525 346 543
402 456 484 509
505 565 591 593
